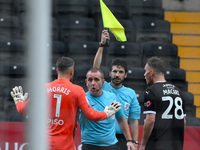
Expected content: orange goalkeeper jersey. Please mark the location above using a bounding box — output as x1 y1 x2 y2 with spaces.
16 79 107 150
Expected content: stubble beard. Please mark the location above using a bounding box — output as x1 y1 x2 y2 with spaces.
111 77 124 86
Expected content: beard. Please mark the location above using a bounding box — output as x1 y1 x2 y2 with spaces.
146 77 154 86
111 77 124 86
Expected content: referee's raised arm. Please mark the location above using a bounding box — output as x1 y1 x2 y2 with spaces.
93 30 110 68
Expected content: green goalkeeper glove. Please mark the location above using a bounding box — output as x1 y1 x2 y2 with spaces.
104 100 122 118
10 86 29 104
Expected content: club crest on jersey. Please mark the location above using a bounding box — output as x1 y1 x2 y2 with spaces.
124 102 130 110
112 114 115 119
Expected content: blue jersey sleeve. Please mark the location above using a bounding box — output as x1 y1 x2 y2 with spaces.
129 90 141 120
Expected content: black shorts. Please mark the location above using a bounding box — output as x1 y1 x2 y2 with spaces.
116 134 127 150
82 143 120 150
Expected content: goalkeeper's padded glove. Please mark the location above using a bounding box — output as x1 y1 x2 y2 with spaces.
10 86 29 104
104 100 122 118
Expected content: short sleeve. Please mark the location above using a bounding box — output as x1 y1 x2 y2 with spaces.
129 91 141 119
143 89 156 114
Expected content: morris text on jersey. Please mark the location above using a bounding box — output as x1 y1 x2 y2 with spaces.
47 86 71 95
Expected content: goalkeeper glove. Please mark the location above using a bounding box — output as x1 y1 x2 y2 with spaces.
104 100 122 118
10 86 29 104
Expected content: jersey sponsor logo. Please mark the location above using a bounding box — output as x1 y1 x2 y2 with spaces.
47 118 64 125
144 101 151 107
124 102 130 110
163 83 175 88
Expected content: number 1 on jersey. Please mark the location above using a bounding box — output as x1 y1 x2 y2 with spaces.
54 94 62 117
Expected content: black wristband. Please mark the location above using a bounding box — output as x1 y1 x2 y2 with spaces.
99 42 106 47
127 140 139 145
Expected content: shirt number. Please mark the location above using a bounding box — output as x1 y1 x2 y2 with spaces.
54 94 62 117
161 96 184 120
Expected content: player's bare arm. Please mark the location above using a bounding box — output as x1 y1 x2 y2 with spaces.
139 113 155 150
130 119 139 149
93 30 110 68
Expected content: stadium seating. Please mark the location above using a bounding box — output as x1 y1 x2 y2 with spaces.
59 17 95 44
105 42 142 67
123 67 146 91
186 116 200 126
127 0 164 22
91 0 127 24
165 68 188 91
0 63 26 77
142 42 180 68
4 98 25 122
135 90 145 104
73 64 92 92
0 14 21 39
142 42 178 56
68 41 98 66
129 7 165 23
48 40 67 80
182 91 196 117
142 55 180 68
52 18 59 41
53 0 90 21
165 68 186 81
14 0 25 15
51 40 68 64
0 39 26 64
134 19 172 44
127 0 163 8
20 17 59 40
0 0 15 15
0 63 27 97
0 111 7 121
52 40 67 56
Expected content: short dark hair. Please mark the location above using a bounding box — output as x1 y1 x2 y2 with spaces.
147 56 166 75
56 57 74 74
86 68 104 79
110 58 128 73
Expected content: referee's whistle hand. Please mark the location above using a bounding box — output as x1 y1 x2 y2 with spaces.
127 142 136 150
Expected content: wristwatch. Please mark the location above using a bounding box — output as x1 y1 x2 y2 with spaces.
127 140 139 145
132 140 139 145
